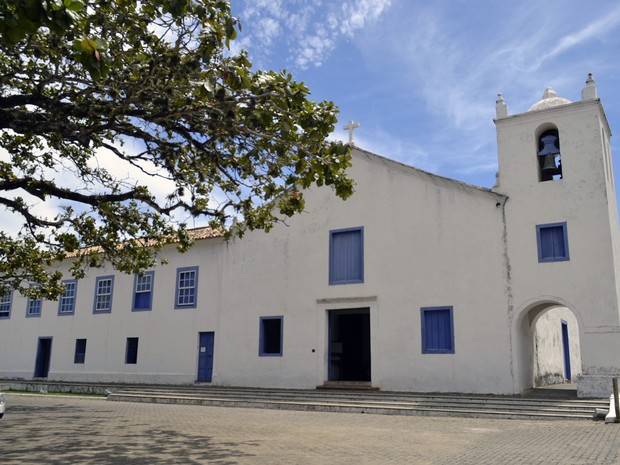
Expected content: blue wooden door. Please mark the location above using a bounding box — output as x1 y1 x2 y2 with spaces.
197 332 214 382
561 321 571 381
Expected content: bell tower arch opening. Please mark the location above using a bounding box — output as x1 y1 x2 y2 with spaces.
536 125 562 182
513 299 583 393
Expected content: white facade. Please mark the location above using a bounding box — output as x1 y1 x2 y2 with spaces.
0 76 619 396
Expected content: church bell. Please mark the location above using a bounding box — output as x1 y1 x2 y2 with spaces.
541 154 561 176
538 134 560 157
538 133 562 178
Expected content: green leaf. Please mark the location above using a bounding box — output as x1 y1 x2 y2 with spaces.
93 38 108 50
202 81 213 93
64 0 85 12
78 38 97 53
49 0 64 11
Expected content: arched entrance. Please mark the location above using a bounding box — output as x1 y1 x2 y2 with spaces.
512 298 583 393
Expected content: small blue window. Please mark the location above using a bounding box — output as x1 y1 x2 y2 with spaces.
329 227 364 285
259 316 283 356
421 307 455 354
132 272 154 311
58 280 78 315
74 339 86 364
536 222 569 262
26 296 42 318
0 291 12 319
125 337 139 364
175 267 198 309
93 276 114 313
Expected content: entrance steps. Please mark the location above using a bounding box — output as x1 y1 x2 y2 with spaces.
106 385 608 421
317 381 379 391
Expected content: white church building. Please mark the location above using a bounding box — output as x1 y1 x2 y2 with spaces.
1 75 620 397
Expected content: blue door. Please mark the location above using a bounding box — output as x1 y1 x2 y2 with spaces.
561 321 571 381
197 332 214 382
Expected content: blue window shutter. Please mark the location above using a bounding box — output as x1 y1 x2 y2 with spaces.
329 227 364 284
537 223 569 262
421 307 454 354
552 227 566 257
134 292 150 310
539 227 555 260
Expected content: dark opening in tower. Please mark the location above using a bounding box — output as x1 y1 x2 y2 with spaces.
538 129 562 181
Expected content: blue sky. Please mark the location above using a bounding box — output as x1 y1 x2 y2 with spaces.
230 0 620 191
3 1 620 236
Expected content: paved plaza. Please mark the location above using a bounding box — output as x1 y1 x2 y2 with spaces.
1 393 619 464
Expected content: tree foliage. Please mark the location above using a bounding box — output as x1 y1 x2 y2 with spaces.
0 0 353 299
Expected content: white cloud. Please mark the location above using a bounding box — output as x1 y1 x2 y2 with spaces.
231 1 620 190
236 0 392 70
536 6 620 69
338 0 391 37
0 137 218 238
350 1 620 181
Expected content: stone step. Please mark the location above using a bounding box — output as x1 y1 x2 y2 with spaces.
110 387 602 410
106 386 609 421
110 385 602 404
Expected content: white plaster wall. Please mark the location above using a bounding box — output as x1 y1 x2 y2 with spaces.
215 149 514 393
532 306 581 386
0 148 522 394
0 237 224 384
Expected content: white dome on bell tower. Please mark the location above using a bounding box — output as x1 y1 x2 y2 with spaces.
528 87 572 112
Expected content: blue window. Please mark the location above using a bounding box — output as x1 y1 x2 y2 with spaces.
93 276 114 313
58 280 78 315
132 272 154 311
74 339 86 364
329 227 364 285
421 306 455 354
26 289 42 318
175 267 198 309
0 291 12 319
259 316 283 356
536 222 569 262
125 337 139 364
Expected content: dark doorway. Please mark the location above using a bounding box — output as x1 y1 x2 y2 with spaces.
328 308 371 381
34 337 52 378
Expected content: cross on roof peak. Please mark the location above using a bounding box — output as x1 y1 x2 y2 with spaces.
343 120 360 146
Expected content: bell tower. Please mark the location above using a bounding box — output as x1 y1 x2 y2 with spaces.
493 75 620 397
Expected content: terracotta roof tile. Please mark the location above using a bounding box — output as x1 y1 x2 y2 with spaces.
186 226 225 240
64 226 223 258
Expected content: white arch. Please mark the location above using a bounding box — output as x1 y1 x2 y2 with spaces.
512 295 585 331
510 295 584 393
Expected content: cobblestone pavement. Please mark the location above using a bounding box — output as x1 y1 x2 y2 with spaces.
1 394 619 464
